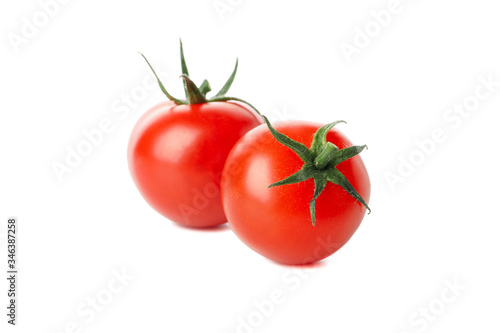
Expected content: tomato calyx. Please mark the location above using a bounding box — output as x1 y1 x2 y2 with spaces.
262 117 371 226
139 40 261 114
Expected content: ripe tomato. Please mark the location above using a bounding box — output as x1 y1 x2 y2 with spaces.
128 101 261 227
221 120 370 264
128 41 262 227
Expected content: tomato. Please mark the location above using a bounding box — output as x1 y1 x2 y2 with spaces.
220 119 370 264
128 41 262 227
128 101 261 227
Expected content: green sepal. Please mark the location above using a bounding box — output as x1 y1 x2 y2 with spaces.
330 145 367 167
263 118 370 225
214 59 238 98
139 53 186 105
199 79 212 96
310 176 328 226
268 166 313 188
179 39 190 97
327 168 371 213
141 41 255 109
262 116 313 163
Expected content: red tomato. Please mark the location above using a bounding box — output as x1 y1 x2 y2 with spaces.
128 41 263 227
128 101 261 227
221 121 370 264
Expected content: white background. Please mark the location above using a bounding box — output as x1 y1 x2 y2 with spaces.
1 0 500 332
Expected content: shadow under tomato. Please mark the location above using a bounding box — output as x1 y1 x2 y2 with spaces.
173 222 231 233
273 259 328 269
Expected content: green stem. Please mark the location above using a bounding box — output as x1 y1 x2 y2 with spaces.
180 75 207 104
209 96 262 116
314 142 338 169
141 41 252 107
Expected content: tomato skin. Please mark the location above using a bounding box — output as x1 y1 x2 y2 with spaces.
128 101 262 228
221 121 371 264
